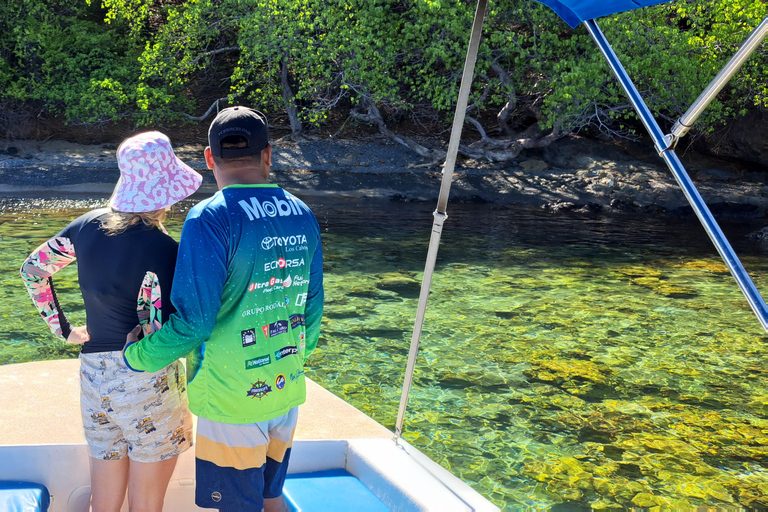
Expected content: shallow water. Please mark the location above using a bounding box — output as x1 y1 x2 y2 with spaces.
2 196 768 509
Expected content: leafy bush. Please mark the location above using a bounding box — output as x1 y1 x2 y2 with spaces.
0 0 764 142
0 1 144 125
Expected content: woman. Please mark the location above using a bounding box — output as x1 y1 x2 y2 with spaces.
20 131 203 512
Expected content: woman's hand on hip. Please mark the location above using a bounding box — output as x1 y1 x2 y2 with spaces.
66 325 90 344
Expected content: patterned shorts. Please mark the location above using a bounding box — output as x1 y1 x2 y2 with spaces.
195 407 298 511
79 351 193 463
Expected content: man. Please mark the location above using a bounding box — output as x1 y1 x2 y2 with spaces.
124 106 324 512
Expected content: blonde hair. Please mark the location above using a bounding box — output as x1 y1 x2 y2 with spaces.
100 208 168 235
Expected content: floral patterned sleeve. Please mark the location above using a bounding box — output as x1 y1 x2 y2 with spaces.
137 271 163 336
19 237 77 340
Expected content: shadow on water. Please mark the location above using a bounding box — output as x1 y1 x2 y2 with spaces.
3 196 768 509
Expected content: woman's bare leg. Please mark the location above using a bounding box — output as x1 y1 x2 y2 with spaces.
89 457 129 512
126 456 179 512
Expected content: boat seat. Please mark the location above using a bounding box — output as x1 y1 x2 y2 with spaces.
0 481 51 512
283 469 390 511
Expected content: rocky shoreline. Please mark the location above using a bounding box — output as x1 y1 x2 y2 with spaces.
0 135 766 218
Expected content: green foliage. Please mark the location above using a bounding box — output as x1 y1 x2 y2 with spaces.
538 0 767 136
0 0 765 138
0 1 144 124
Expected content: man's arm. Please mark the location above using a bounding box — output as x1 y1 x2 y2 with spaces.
303 232 324 362
125 210 228 372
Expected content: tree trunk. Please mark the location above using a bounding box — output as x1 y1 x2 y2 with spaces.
491 62 517 136
281 56 305 141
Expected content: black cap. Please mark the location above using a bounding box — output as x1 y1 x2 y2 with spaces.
208 106 269 158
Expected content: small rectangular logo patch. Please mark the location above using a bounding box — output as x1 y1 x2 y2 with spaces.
262 320 289 338
289 314 305 329
241 328 257 347
245 355 271 369
274 345 298 361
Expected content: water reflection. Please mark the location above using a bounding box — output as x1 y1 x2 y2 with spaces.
1 196 768 509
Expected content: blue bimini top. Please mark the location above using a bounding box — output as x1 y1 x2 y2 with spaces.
534 0 674 28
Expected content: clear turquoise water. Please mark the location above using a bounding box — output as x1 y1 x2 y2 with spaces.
2 196 767 510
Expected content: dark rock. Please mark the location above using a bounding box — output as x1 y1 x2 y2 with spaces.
546 201 577 212
699 109 768 167
746 227 768 240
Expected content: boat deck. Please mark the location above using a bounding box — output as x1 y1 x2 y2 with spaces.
0 359 499 511
0 358 391 445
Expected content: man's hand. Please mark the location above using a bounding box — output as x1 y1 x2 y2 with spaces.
66 325 90 345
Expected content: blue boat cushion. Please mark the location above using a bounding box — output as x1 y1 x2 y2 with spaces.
283 469 390 512
534 0 674 28
0 481 51 512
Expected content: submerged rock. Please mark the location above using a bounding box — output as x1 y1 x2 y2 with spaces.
375 272 422 298
677 260 730 273
524 359 619 400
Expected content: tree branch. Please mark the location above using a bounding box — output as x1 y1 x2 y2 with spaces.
465 115 494 144
183 98 228 122
188 45 240 67
350 97 444 164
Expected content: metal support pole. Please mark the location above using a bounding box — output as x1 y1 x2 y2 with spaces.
584 19 768 333
394 0 488 442
668 16 768 147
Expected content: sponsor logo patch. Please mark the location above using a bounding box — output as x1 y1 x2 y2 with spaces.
262 320 289 338
261 234 308 250
290 314 306 329
239 196 304 221
264 258 305 272
290 369 305 382
274 345 298 361
247 380 272 399
245 355 271 369
241 328 257 347
275 374 286 390
248 278 293 294
241 300 287 317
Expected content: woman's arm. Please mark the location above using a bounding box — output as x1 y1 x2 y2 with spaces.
125 211 227 372
137 271 163 336
20 236 79 341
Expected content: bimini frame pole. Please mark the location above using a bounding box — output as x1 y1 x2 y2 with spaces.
394 0 488 442
584 19 768 332
667 16 768 148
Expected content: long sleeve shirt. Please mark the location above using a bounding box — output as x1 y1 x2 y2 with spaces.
20 208 177 353
125 184 323 424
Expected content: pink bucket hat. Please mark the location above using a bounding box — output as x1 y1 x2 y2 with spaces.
109 131 203 213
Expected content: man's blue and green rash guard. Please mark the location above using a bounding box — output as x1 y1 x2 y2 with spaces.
125 184 323 424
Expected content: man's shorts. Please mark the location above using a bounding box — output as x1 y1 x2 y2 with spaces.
79 351 193 463
195 407 298 511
